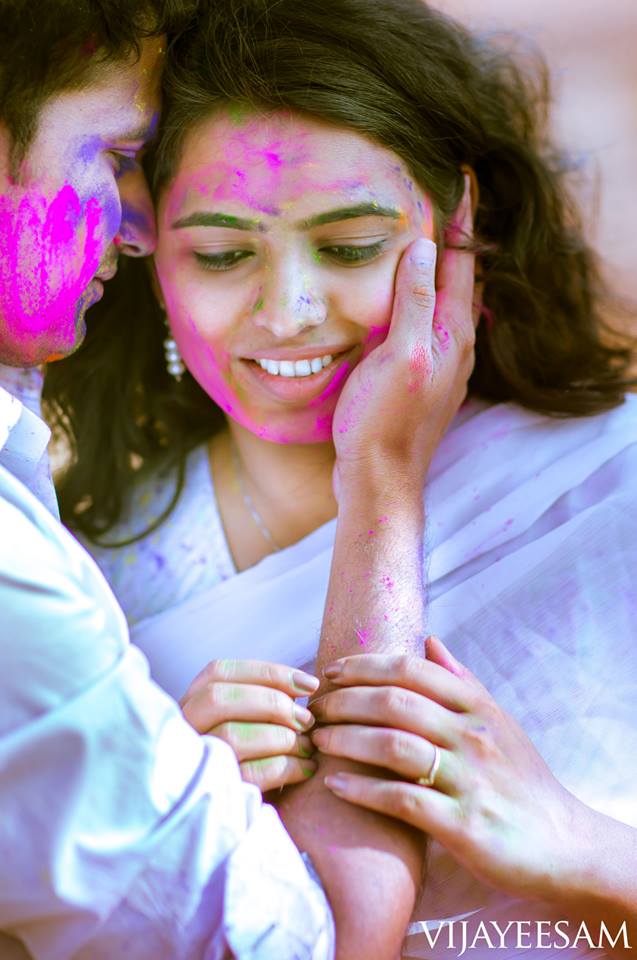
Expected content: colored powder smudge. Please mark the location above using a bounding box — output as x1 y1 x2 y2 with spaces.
309 359 351 408
354 626 370 646
433 321 451 352
313 413 333 437
0 183 103 346
263 150 282 169
408 342 431 391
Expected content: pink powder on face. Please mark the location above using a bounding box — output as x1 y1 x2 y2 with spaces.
365 323 390 345
309 358 352 408
0 182 104 351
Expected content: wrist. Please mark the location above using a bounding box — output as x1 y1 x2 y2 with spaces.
336 460 424 509
547 795 635 914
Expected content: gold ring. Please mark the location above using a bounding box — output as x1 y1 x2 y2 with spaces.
416 744 441 788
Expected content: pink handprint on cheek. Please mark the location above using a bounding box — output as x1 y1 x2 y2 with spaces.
0 182 103 353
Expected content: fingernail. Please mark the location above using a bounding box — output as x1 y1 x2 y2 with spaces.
293 704 315 731
409 237 436 268
310 728 327 748
325 774 349 794
292 670 320 694
323 662 343 680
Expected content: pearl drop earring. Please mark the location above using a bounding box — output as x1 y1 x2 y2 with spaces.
160 308 185 381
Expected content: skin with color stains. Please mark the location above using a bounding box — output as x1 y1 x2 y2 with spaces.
154 108 435 447
0 40 162 367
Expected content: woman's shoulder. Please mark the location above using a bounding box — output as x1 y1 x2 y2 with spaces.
78 443 235 626
446 393 637 456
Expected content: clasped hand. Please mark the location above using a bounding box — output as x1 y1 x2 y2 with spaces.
312 636 583 904
180 658 318 792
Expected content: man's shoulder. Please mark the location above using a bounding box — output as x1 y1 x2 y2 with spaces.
0 462 86 580
0 464 129 703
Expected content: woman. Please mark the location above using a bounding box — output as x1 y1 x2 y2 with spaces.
46 0 637 954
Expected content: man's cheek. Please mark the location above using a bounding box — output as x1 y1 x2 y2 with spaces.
0 183 104 340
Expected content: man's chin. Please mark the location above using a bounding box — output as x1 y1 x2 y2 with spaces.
46 284 101 363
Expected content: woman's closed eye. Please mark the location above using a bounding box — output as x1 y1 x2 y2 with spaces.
193 240 388 273
194 249 254 271
318 240 386 266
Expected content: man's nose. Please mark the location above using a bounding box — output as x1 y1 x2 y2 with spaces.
114 168 157 257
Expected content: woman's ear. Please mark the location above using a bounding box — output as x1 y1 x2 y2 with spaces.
146 258 166 311
460 164 479 219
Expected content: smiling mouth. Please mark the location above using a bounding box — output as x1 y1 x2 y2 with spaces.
249 354 335 378
238 345 359 403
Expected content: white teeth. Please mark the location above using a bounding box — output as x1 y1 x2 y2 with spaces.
255 354 334 377
294 359 312 377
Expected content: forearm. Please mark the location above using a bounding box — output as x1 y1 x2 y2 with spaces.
317 475 427 679
277 477 427 958
276 754 423 960
551 800 637 957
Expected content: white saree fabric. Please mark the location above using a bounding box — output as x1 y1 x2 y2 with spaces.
97 397 637 958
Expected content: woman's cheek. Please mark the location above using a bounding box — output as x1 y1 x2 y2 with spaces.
340 260 395 339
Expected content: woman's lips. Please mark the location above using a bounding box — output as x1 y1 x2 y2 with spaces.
237 345 360 406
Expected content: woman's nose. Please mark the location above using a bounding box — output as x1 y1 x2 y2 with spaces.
254 282 327 339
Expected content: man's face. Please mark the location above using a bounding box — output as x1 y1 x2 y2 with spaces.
0 38 163 366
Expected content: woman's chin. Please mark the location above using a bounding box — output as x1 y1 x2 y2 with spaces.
227 408 335 446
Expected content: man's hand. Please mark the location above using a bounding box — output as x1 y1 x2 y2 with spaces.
332 174 477 499
180 659 319 792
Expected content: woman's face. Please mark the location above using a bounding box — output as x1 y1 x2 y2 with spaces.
154 108 435 443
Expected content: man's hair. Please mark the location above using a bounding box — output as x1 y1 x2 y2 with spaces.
0 0 196 165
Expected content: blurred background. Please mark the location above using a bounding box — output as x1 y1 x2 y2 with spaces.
436 0 637 335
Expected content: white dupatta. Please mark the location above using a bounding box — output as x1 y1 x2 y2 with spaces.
131 397 637 958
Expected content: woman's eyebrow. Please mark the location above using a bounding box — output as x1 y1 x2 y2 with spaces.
171 212 263 230
297 203 401 229
171 203 401 232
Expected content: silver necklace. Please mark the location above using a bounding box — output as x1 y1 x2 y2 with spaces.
229 437 282 552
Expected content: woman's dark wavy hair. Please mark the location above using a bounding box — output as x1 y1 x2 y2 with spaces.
45 0 637 543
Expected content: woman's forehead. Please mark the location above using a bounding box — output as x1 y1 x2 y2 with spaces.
164 107 423 221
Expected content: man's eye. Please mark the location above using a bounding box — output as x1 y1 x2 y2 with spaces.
107 151 140 176
194 250 254 272
318 242 385 265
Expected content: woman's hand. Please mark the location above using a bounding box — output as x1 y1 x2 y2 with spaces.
180 658 319 792
310 636 583 903
331 174 477 501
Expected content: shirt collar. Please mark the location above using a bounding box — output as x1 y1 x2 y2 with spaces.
0 373 52 481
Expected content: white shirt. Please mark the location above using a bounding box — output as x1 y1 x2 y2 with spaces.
0 381 334 960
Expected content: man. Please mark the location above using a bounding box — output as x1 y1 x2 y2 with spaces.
0 3 336 957
1 1 476 956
